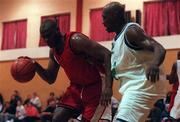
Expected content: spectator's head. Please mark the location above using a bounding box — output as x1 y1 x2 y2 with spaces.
14 90 19 95
17 99 22 106
50 92 55 97
4 101 10 108
10 94 15 100
25 100 33 107
26 94 32 99
32 92 38 98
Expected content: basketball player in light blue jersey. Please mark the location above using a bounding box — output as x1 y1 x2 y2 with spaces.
102 2 166 122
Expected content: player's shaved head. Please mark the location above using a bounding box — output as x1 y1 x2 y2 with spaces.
40 19 58 38
103 2 125 18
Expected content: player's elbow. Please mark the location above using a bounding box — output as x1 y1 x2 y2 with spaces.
45 72 57 84
47 77 56 84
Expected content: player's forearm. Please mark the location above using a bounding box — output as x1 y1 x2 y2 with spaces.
104 50 113 88
151 44 166 66
34 61 56 84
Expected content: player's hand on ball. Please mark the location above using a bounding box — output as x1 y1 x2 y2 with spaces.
11 56 36 83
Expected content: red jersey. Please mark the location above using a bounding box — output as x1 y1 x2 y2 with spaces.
53 32 102 85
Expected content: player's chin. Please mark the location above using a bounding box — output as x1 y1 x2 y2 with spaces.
106 28 113 33
48 44 55 48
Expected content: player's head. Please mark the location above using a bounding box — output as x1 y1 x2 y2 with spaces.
40 19 62 48
102 2 125 33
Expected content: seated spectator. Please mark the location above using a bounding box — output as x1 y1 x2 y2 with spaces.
30 92 42 112
9 94 17 113
54 92 64 107
0 101 16 122
24 94 32 105
15 100 26 122
24 100 40 122
47 92 55 106
13 90 22 103
3 101 16 115
40 100 57 122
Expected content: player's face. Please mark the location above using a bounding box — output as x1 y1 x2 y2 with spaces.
41 28 60 48
102 11 116 32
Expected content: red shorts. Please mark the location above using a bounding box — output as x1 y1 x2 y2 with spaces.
59 81 102 120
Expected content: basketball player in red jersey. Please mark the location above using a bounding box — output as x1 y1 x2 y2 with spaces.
34 19 112 122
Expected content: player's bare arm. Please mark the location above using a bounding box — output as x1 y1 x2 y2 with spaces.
125 26 166 82
34 49 60 84
70 33 113 106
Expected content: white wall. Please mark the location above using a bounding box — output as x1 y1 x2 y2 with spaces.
0 0 77 48
0 0 180 61
1 34 180 61
82 0 154 35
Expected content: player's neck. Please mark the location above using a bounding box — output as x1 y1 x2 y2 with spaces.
115 24 125 36
55 34 65 55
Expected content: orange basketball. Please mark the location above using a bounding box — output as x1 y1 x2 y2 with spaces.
11 56 35 83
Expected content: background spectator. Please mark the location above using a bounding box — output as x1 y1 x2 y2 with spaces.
15 99 26 122
40 100 57 122
30 92 42 112
47 92 55 106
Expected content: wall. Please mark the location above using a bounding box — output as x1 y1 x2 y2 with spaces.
0 59 70 107
0 0 180 59
0 49 178 103
0 0 77 107
0 0 77 48
82 0 162 35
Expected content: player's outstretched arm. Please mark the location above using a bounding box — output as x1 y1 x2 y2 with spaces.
70 33 113 106
34 49 60 84
125 25 166 83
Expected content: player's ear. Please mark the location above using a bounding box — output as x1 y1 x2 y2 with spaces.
54 18 60 33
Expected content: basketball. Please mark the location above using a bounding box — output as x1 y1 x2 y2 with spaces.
11 56 36 83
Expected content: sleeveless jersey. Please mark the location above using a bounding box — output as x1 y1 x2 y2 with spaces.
53 32 102 85
111 23 166 122
111 22 165 95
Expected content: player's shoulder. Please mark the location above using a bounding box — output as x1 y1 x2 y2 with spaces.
126 23 143 37
71 32 88 41
70 32 89 45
